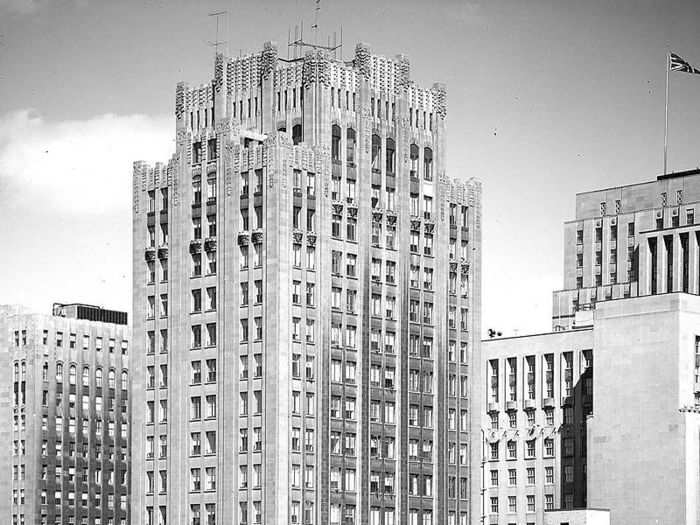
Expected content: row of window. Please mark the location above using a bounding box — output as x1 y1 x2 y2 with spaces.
12 333 127 353
489 493 555 514
488 438 558 460
489 351 592 404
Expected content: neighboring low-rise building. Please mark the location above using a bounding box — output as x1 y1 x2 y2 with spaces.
0 303 130 525
482 329 593 524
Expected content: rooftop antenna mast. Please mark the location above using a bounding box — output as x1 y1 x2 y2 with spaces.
208 11 228 55
311 0 320 45
288 0 342 56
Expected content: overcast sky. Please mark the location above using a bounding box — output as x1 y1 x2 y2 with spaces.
1 0 699 336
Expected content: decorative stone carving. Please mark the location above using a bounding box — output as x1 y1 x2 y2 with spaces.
157 248 169 260
410 219 421 230
347 204 358 218
449 262 458 272
386 212 397 225
252 231 264 244
204 238 217 252
189 240 202 255
303 50 331 86
292 231 303 244
461 263 470 276
261 41 278 80
175 82 186 120
307 234 317 247
372 211 383 222
144 248 156 262
424 221 435 234
214 53 225 93
332 203 344 215
238 233 250 246
395 54 410 93
354 43 372 80
432 82 447 119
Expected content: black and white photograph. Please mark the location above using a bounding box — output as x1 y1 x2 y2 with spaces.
1 1 700 524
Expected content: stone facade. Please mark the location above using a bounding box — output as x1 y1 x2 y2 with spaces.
131 42 482 525
0 303 130 525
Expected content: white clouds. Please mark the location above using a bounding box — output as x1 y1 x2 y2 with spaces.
0 0 88 14
0 110 173 214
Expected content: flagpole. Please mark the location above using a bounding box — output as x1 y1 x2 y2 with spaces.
664 52 670 175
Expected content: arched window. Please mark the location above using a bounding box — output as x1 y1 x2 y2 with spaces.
82 367 90 387
95 368 103 388
292 124 302 146
56 363 63 383
371 134 381 172
423 147 433 181
69 365 76 385
108 369 116 389
386 138 396 174
410 144 419 178
331 125 341 162
121 371 128 391
346 128 356 165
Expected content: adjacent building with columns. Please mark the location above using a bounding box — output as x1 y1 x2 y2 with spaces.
482 168 700 525
552 167 700 330
131 41 482 525
0 303 130 525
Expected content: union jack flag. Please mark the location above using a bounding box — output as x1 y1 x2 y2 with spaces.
670 53 700 74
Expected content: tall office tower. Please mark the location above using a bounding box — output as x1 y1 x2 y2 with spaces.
552 168 700 330
131 41 481 525
0 303 130 525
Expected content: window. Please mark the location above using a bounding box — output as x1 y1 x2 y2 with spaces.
544 466 555 484
331 125 341 161
424 147 433 180
386 138 396 173
346 128 356 164
371 134 381 171
544 438 554 457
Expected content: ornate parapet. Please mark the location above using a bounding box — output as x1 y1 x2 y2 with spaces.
354 42 372 80
395 54 410 93
214 53 225 94
432 82 447 119
303 50 331 87
261 41 278 80
175 82 186 120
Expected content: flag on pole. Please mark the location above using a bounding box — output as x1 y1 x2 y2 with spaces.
670 53 700 74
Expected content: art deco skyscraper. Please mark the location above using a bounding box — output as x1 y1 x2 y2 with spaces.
131 41 481 525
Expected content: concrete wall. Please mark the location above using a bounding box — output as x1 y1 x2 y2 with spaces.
587 294 700 525
544 508 609 525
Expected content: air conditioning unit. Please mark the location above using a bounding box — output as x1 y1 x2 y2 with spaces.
656 210 663 219
610 217 617 226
